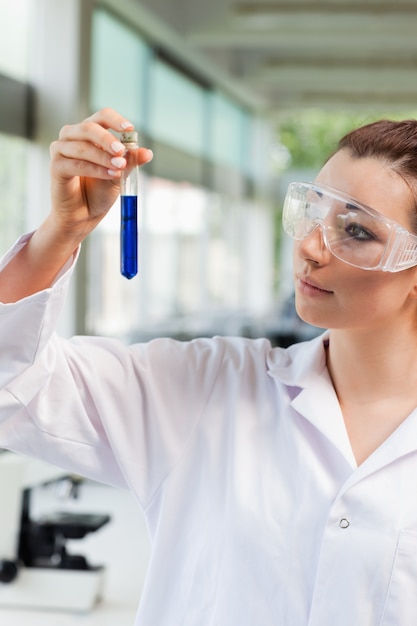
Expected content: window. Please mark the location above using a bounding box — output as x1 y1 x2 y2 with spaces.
91 9 149 128
0 134 28 252
86 7 274 339
0 1 32 80
209 92 249 171
148 59 206 156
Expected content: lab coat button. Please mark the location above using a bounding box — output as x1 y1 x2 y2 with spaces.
339 518 350 529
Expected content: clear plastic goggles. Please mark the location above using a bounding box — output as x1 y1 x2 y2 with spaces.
282 181 417 272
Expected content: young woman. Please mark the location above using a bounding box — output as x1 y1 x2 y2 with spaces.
1 109 417 625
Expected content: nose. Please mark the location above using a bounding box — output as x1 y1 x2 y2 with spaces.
295 223 332 266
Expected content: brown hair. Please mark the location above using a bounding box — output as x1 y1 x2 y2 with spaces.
336 119 417 229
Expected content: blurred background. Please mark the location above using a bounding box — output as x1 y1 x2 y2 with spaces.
1 1 417 622
4 0 416 346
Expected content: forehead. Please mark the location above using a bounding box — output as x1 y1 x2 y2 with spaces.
315 150 415 227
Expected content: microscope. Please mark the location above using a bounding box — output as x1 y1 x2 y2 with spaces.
0 451 111 612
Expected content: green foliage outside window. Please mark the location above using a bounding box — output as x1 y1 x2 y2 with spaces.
276 108 417 169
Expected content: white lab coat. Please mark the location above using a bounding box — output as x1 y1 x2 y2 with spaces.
1 235 417 625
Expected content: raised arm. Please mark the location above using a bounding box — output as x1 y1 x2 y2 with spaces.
0 108 153 303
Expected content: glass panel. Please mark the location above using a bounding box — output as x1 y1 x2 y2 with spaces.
250 116 273 185
0 134 28 252
145 178 207 319
206 194 242 309
90 9 149 129
0 0 32 80
149 59 206 156
209 92 248 170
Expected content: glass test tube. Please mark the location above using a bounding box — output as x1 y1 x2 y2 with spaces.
120 130 139 279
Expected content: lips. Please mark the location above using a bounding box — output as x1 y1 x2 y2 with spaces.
296 275 333 295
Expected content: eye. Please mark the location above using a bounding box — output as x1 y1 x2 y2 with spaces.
335 210 380 242
345 222 376 241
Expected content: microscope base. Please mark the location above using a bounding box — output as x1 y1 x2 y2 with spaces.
0 565 105 613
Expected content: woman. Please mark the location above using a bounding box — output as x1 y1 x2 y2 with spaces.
0 109 416 625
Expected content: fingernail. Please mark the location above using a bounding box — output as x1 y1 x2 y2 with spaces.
121 120 133 130
110 156 126 169
111 141 125 154
146 149 154 161
107 169 120 177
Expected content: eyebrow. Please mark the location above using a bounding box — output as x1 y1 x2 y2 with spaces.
345 201 361 212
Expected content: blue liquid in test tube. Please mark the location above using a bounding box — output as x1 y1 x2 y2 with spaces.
120 195 138 279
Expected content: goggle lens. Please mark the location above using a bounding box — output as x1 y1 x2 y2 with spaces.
282 182 411 271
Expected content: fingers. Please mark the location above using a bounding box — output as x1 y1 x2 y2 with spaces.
84 107 134 134
51 139 123 181
51 108 153 180
58 111 130 157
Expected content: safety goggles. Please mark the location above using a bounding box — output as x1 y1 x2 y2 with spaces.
282 181 417 272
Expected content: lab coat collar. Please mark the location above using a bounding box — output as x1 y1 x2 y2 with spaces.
266 330 330 389
267 332 357 467
339 409 417 492
267 331 417 478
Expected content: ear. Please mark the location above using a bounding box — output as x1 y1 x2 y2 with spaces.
408 266 417 299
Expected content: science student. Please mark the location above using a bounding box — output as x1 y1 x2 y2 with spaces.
1 108 417 625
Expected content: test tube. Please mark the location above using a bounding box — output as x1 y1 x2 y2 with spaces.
120 130 139 279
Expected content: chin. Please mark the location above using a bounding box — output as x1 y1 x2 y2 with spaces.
295 304 330 331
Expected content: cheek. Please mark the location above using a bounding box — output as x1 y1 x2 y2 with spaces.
338 269 390 297
338 271 412 317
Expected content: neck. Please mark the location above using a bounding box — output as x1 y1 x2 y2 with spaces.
326 324 417 465
327 324 417 404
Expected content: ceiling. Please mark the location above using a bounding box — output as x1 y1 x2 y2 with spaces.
138 0 417 117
